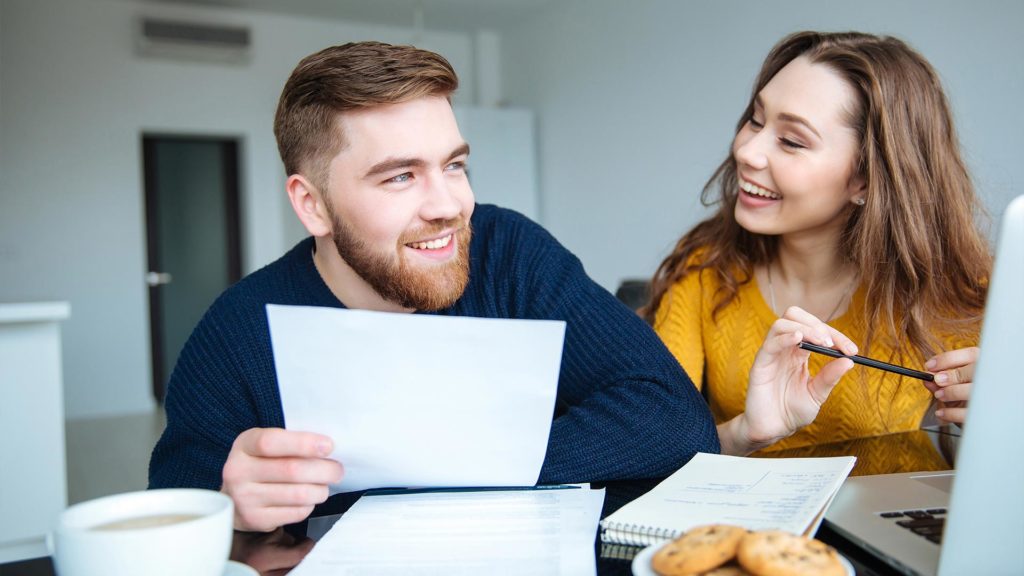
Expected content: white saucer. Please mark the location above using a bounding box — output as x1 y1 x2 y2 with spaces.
224 560 259 576
630 543 855 576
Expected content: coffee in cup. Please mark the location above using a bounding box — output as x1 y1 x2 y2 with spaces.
49 488 233 576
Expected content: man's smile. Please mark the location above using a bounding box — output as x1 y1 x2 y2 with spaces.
406 232 454 251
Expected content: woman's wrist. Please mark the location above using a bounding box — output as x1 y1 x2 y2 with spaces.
716 412 786 453
717 414 778 456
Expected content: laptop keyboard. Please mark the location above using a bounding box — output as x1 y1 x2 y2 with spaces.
879 508 947 544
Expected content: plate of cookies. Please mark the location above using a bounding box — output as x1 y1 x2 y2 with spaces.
631 524 853 576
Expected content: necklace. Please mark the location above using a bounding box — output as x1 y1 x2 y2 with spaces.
766 263 857 322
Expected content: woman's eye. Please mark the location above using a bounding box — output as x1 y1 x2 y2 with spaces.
748 117 764 130
779 138 806 150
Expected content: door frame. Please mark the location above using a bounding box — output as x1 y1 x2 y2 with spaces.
142 134 243 402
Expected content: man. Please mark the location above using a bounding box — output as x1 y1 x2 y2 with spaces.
148 41 719 532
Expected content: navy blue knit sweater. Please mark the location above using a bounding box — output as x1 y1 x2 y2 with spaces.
149 204 719 501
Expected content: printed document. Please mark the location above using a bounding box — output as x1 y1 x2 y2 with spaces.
266 304 566 493
289 487 606 576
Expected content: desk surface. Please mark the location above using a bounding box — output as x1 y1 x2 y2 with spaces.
0 429 955 576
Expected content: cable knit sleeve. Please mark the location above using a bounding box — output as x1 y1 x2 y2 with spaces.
147 291 278 491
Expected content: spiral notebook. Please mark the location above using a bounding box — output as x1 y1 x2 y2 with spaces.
600 452 855 547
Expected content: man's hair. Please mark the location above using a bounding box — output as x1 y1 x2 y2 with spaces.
273 41 459 190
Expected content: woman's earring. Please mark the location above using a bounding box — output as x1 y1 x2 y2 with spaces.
853 197 866 206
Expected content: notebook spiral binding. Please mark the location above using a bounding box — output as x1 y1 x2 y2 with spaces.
599 521 682 547
598 542 643 561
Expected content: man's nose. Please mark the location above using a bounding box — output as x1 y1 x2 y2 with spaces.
419 172 463 222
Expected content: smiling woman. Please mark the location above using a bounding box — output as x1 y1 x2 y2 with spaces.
642 31 991 458
731 57 864 241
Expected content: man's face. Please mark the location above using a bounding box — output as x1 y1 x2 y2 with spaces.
322 96 475 311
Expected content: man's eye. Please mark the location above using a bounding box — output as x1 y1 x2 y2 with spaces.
445 161 466 172
386 173 412 184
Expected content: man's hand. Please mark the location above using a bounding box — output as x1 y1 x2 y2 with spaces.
231 528 315 576
222 428 344 532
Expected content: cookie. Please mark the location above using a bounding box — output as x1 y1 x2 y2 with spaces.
736 530 844 576
651 524 748 575
700 563 753 576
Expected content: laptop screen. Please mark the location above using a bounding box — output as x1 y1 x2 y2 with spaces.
938 195 1024 574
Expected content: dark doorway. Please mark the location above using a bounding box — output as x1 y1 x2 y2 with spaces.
143 135 242 402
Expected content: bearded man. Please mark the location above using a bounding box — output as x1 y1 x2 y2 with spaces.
148 41 718 533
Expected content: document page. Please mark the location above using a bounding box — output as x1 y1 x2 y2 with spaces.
288 487 606 576
600 453 856 545
267 305 566 494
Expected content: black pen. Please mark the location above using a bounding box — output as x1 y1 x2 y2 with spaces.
798 341 934 382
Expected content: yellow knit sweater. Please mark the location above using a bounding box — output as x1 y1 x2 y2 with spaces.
653 260 971 455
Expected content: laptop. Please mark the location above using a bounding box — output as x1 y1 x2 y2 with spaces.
823 194 1024 576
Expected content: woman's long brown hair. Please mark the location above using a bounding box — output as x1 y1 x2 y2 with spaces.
642 31 990 360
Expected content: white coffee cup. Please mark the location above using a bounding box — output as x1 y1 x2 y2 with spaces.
49 488 233 576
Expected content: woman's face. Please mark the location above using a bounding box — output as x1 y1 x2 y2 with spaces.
732 56 865 241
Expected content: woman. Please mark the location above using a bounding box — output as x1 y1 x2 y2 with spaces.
644 31 989 456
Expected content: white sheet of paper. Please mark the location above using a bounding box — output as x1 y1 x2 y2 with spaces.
267 304 566 493
288 487 606 576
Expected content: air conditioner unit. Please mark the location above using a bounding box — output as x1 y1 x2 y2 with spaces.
136 17 251 64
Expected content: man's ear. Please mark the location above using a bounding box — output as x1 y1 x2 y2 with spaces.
286 174 332 237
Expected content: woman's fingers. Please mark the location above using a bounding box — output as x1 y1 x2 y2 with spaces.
935 405 968 425
809 357 856 406
777 306 858 355
925 347 978 425
933 363 975 387
935 383 971 403
925 347 980 373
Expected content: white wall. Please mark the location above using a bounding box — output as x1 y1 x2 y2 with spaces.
454 107 538 221
0 0 476 418
4 0 1021 418
499 0 1024 291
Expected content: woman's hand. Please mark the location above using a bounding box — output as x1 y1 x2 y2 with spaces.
718 306 858 456
924 347 979 425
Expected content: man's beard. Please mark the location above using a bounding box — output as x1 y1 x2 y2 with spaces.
328 209 471 311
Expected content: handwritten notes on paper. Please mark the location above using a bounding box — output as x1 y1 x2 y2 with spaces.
266 304 566 494
600 453 856 546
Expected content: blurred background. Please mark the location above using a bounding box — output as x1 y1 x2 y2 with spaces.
0 0 1021 516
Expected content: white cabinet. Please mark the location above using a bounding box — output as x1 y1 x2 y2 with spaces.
0 302 70 563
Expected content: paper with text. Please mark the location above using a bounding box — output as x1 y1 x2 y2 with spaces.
267 304 566 493
288 488 605 576
600 452 856 546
